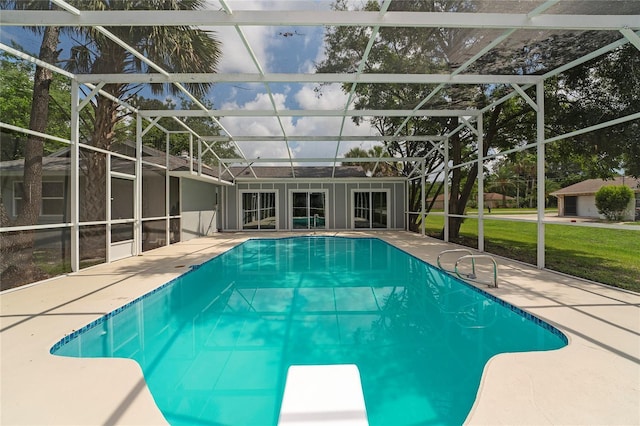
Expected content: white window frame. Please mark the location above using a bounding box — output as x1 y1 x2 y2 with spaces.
350 188 391 230
239 189 279 231
288 189 330 230
13 180 65 217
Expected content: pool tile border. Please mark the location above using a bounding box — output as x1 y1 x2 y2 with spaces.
50 263 206 354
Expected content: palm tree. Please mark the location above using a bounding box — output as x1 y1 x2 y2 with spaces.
487 166 515 208
343 145 400 177
63 0 222 223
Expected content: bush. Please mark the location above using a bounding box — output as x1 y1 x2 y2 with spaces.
595 185 633 221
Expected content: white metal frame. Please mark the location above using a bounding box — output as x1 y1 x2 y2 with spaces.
0 1 639 274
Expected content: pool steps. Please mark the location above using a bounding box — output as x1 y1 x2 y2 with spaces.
437 249 499 288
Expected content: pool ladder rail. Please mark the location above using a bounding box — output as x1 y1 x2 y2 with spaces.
437 249 499 288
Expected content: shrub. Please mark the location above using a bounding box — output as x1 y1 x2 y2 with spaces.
595 185 633 221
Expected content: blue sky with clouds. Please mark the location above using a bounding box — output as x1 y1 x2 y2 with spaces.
202 1 379 161
1 0 379 162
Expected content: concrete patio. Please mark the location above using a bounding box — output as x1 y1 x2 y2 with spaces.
1 231 638 425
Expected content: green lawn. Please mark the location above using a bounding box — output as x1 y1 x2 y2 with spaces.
422 214 640 292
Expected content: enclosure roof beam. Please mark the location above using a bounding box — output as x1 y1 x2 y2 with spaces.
3 11 639 31
200 135 447 142
220 157 424 164
138 109 480 118
72 72 541 85
620 28 640 51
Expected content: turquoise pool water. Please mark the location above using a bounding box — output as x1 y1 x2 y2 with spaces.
52 237 567 425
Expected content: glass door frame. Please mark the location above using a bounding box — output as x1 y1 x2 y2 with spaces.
288 189 329 230
239 190 279 231
108 172 136 262
350 189 391 229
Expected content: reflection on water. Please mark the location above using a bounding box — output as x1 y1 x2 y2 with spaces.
53 237 566 426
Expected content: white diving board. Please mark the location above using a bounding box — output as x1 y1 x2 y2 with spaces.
278 364 369 426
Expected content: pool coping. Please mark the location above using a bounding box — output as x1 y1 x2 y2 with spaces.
1 231 638 425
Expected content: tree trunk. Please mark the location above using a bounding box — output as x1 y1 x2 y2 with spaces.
78 81 121 262
0 26 60 289
448 105 502 240
447 122 464 239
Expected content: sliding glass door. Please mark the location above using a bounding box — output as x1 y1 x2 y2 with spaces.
291 191 327 230
353 190 389 229
241 191 277 230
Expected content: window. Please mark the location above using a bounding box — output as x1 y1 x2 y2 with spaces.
352 190 389 229
13 181 65 216
241 191 277 230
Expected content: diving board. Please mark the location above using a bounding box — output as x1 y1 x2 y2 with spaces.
278 364 369 426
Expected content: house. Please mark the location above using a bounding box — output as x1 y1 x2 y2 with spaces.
482 192 517 209
550 176 640 221
219 166 405 231
427 192 515 210
1 143 406 274
0 142 223 264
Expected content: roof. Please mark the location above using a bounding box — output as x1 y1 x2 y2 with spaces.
0 143 222 180
550 176 640 196
0 144 374 181
225 166 368 180
428 192 514 202
483 192 516 201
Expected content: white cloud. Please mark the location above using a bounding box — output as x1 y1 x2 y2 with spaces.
219 87 380 162
202 0 382 164
205 0 327 74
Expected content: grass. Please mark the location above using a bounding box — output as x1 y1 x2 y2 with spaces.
423 213 640 292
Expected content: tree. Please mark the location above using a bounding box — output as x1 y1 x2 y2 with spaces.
595 185 633 221
127 96 239 166
64 0 222 222
317 0 533 237
0 50 71 161
319 0 640 239
0 7 62 287
487 165 514 208
342 145 399 176
544 44 640 178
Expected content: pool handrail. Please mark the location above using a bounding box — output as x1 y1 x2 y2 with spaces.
455 254 499 288
437 249 476 278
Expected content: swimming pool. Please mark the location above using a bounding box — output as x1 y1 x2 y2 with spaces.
51 236 567 425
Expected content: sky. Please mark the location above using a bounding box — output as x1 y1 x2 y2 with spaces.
203 0 378 163
0 0 379 164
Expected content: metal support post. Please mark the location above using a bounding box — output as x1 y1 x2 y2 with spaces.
70 80 80 271
536 81 546 269
477 114 484 252
421 159 425 236
136 114 143 255
443 138 450 242
165 132 170 245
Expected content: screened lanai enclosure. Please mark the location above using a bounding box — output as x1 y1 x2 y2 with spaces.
1 0 639 290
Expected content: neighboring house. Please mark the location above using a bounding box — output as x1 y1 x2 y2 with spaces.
550 176 640 221
482 192 516 209
427 192 515 210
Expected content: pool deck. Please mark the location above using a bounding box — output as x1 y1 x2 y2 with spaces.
1 231 638 425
